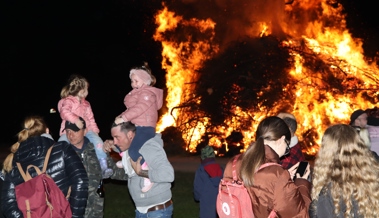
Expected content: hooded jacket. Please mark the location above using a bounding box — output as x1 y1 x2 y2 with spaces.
119 84 163 128
128 134 174 209
193 157 223 218
58 95 100 136
247 145 311 218
1 136 89 218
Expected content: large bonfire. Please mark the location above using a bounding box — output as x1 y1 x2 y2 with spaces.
153 0 379 156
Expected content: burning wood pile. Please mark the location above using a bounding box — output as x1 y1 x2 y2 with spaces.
154 0 379 156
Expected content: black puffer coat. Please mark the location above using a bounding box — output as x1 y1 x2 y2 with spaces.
1 135 89 218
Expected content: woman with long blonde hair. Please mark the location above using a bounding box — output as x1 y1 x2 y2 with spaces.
310 124 379 217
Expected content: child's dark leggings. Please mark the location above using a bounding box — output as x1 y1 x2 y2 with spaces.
128 126 155 165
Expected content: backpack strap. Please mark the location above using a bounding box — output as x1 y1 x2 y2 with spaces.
231 154 241 181
42 145 54 173
257 162 281 172
44 144 72 199
16 145 54 182
16 163 31 181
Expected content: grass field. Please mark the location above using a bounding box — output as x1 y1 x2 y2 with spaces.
104 171 200 218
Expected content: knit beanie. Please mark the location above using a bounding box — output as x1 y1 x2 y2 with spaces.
201 145 215 160
350 109 366 125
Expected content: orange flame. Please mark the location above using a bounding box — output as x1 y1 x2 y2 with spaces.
153 3 219 151
154 1 378 154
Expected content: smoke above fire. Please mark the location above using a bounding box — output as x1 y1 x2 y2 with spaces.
154 0 379 156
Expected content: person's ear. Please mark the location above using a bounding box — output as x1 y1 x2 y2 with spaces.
127 131 133 140
280 135 286 144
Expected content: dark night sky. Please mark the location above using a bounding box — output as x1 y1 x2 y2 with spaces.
0 0 378 145
0 0 165 143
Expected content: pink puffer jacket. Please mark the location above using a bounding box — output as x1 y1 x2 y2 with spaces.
119 85 163 128
58 96 100 135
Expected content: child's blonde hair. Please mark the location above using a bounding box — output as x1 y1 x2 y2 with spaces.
60 74 89 98
3 116 48 173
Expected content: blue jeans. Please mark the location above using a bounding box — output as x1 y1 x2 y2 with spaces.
59 130 106 159
135 205 173 218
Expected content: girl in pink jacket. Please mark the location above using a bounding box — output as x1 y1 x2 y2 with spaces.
58 74 113 179
114 62 163 192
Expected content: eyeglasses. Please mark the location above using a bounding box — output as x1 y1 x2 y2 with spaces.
284 139 291 156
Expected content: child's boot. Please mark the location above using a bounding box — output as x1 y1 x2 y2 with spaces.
141 162 154 192
99 158 113 179
116 161 123 168
116 151 125 168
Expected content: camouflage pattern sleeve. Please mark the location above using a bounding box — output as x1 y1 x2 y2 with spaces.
107 153 128 181
82 143 104 218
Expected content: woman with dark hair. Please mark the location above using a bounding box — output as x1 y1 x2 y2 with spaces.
240 116 312 217
1 115 89 218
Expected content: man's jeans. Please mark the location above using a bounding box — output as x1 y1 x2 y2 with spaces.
135 205 173 218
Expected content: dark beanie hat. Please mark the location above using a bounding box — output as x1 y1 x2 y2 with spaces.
350 109 366 125
201 145 215 160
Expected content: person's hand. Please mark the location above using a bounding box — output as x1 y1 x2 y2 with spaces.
289 162 311 180
288 162 300 180
298 163 311 180
114 117 125 125
130 156 142 175
75 119 84 129
103 140 115 153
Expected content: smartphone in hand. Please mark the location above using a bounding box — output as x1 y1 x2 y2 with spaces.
293 161 309 180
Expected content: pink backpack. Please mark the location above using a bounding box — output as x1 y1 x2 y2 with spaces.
216 154 280 218
15 146 72 218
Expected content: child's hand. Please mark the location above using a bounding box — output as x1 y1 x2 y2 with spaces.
75 119 84 129
114 117 125 125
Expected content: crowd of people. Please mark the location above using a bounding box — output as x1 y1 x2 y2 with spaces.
1 60 379 217
0 62 174 218
194 110 379 218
